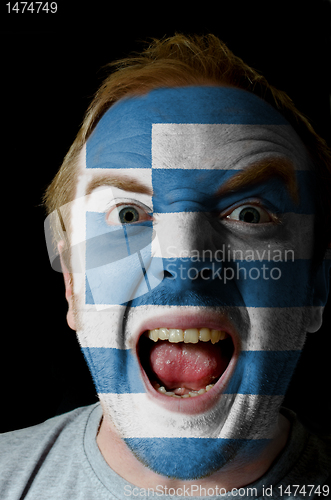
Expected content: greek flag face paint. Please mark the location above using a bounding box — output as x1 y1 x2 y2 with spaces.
66 87 328 479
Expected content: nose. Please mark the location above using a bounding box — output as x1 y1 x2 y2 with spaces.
163 259 221 288
154 211 223 287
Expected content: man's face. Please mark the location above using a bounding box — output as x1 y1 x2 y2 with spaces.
68 87 321 479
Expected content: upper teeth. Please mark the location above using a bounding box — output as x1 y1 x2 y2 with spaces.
145 327 228 344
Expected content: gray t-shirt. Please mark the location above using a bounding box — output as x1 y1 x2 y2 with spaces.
0 403 330 499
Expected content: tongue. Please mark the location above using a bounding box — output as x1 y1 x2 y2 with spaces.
149 340 229 391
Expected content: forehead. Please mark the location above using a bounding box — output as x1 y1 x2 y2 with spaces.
77 86 313 216
85 86 309 173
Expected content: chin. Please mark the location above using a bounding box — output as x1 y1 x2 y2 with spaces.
98 390 277 479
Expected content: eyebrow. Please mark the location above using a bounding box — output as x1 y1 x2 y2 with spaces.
86 174 153 196
85 158 299 202
216 157 299 203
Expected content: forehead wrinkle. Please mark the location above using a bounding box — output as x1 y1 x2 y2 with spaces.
216 157 299 203
85 174 153 196
152 123 311 173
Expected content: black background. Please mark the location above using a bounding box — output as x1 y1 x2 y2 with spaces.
1 0 331 434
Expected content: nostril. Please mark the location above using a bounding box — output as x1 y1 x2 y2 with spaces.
161 260 223 284
163 267 213 280
163 270 173 279
199 268 213 280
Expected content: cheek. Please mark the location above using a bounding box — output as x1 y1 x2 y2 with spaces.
74 306 127 348
223 218 315 310
223 306 308 401
74 307 145 397
81 347 144 394
244 307 308 351
249 263 307 305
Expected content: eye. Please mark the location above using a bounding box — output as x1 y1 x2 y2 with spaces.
225 204 273 224
106 204 152 225
119 207 139 223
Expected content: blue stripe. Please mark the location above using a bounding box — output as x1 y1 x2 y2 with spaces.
123 225 131 255
85 214 153 269
81 347 145 394
137 251 152 294
123 437 269 480
85 258 315 307
86 87 289 170
81 348 300 396
224 350 301 395
152 169 316 215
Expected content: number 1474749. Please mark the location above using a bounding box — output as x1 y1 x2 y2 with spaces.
6 2 57 13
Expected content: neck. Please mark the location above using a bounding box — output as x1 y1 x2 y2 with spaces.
96 411 290 495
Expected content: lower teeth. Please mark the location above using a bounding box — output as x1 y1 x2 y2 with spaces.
154 383 215 398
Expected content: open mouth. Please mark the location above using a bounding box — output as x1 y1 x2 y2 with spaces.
138 327 234 399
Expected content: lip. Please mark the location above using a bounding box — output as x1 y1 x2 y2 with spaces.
133 308 240 415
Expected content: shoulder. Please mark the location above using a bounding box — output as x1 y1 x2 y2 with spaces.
280 408 331 491
0 404 100 499
0 404 95 452
303 429 331 480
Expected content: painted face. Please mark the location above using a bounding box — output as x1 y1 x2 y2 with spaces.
66 87 325 479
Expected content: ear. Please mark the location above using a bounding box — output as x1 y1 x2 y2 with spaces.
58 240 76 331
307 249 331 333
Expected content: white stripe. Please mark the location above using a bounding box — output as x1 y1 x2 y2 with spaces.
80 305 310 351
99 392 283 439
151 212 314 260
152 124 311 171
